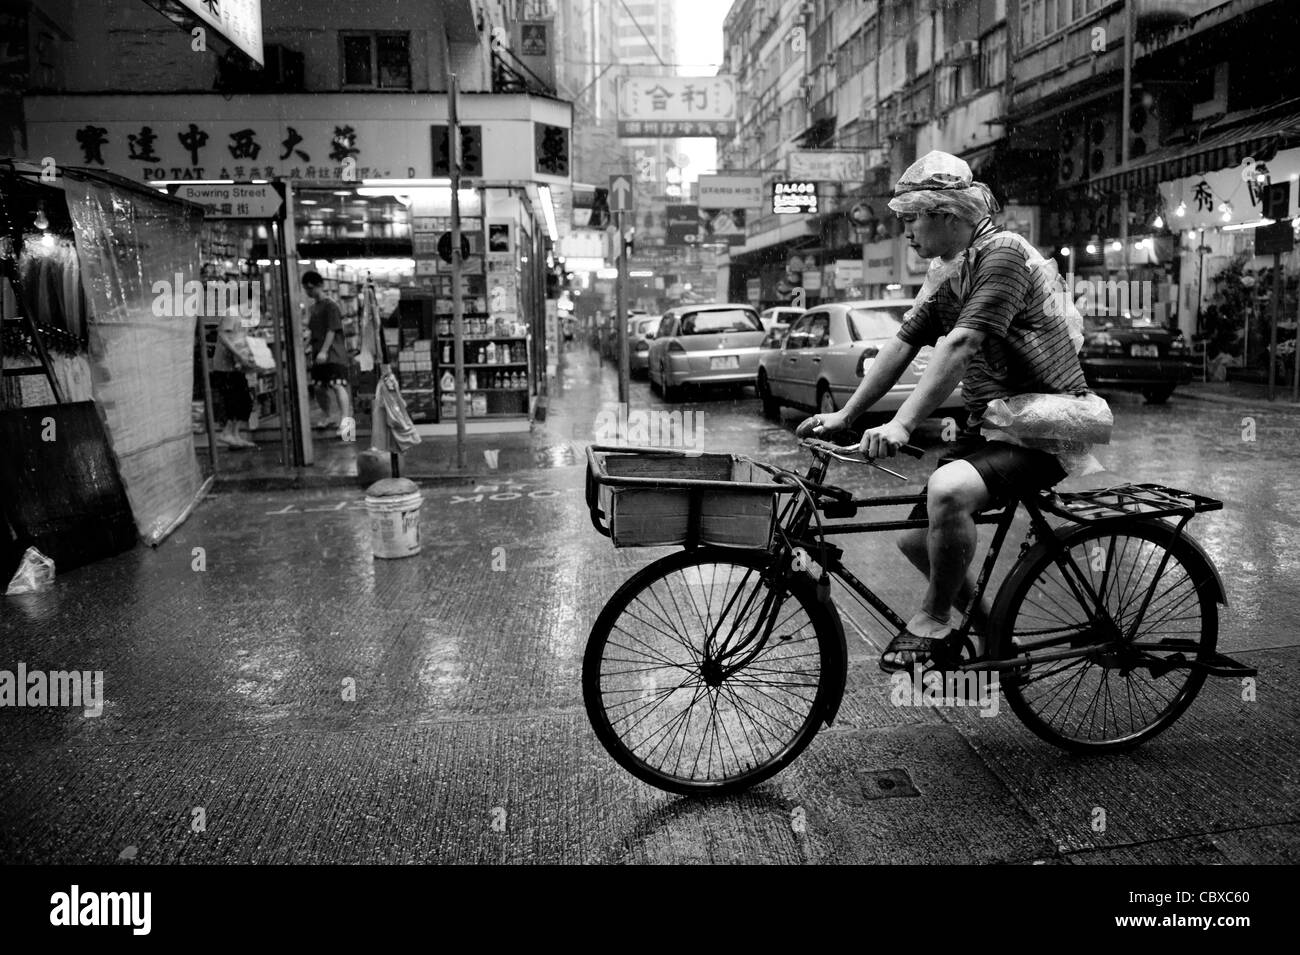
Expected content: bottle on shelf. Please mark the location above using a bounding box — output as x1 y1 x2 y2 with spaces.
486 342 496 364
442 342 451 364
468 370 478 390
440 369 455 392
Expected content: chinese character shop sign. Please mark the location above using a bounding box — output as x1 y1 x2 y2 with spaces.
616 76 737 138
773 181 818 215
156 0 264 65
41 118 412 183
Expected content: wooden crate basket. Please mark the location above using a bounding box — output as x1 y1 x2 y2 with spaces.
585 445 794 549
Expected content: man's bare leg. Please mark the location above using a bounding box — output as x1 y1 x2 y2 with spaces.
887 461 993 665
897 528 990 635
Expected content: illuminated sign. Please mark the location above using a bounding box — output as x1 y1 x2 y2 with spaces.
773 181 818 215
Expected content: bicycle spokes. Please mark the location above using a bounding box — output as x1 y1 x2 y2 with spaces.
593 559 826 787
1002 526 1214 748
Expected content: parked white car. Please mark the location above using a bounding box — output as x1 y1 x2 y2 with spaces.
759 306 806 332
756 299 964 421
648 303 766 402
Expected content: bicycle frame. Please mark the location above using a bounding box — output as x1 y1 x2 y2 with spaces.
768 452 1203 675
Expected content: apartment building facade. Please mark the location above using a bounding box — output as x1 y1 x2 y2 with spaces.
719 0 1300 365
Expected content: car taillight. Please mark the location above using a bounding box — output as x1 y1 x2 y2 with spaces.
667 340 686 354
855 346 880 378
634 341 649 351
1168 336 1187 354
1085 332 1125 356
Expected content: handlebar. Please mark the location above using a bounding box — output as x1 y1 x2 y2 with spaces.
798 433 925 481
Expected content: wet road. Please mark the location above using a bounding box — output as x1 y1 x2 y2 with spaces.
2 346 1296 863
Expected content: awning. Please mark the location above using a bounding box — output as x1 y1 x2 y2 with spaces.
1086 102 1300 193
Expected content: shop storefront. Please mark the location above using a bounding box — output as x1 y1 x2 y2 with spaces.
21 91 572 459
1 161 209 574
1159 147 1300 382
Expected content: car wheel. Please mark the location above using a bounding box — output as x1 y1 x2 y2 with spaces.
758 371 781 420
1142 385 1175 404
818 383 837 415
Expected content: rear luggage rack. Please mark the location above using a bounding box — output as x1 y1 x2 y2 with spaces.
1039 483 1223 523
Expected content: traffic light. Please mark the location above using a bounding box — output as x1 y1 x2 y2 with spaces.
590 187 611 229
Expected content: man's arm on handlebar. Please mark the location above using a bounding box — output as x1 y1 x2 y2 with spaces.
828 335 921 427
891 326 983 432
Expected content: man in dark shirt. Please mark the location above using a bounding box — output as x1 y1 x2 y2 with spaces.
797 151 1088 672
301 270 354 441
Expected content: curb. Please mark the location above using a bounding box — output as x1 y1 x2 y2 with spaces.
1176 390 1300 410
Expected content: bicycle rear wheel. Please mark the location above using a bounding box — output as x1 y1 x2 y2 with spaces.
583 548 836 795
990 520 1218 753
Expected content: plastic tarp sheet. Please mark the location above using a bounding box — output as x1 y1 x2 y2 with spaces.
63 171 205 545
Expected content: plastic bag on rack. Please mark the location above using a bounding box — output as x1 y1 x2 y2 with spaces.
5 547 56 595
981 392 1113 478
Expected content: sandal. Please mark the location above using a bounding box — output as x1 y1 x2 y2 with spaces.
880 627 949 674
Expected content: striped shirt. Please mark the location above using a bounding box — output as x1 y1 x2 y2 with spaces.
897 221 1089 428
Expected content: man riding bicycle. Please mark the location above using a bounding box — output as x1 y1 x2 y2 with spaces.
797 150 1090 673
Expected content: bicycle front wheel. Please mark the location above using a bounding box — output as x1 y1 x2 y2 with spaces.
991 520 1218 753
583 548 837 795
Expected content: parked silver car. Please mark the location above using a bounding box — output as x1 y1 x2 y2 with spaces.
648 303 765 401
756 300 964 421
629 315 658 376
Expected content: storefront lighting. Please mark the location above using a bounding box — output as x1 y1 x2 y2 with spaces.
1060 246 1071 258
1174 201 1186 217
629 270 654 278
332 190 352 196
252 179 268 184
148 179 235 186
885 283 902 291
1221 218 1276 232
360 179 451 188
1151 214 1163 229
538 185 559 243
1085 243 1098 254
33 203 49 230
596 268 618 279
1108 240 1122 252
41 233 56 249
299 198 318 205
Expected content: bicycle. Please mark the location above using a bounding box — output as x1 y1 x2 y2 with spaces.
582 435 1257 796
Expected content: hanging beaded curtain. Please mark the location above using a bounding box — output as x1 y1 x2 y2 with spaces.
63 169 206 545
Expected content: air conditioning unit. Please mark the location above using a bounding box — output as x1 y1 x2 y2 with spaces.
946 40 979 61
1056 123 1085 185
1087 112 1120 177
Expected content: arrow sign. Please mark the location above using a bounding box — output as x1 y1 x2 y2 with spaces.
609 174 634 213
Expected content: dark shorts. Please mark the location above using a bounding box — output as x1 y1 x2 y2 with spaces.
212 370 252 423
908 432 1067 520
312 362 349 386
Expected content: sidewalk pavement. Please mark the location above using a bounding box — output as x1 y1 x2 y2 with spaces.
1178 379 1300 410
209 345 620 490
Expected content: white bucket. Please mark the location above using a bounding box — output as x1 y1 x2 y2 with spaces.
365 489 423 559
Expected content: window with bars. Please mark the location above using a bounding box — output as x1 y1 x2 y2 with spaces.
341 32 411 89
1020 0 1109 48
980 26 1006 87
